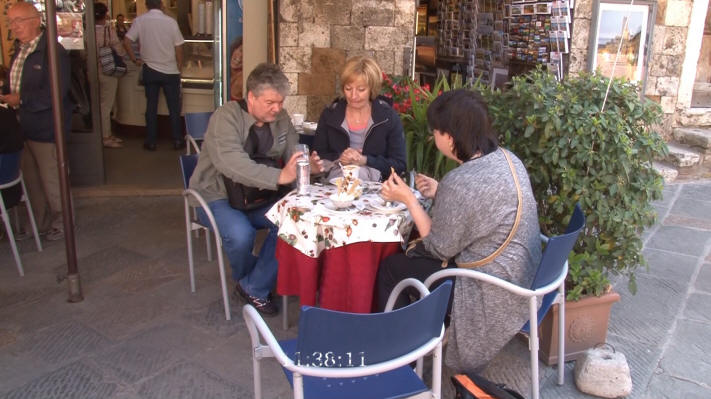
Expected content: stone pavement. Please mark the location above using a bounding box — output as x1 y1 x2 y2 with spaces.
0 180 709 399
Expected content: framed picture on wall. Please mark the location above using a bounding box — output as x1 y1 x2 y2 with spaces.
588 0 656 84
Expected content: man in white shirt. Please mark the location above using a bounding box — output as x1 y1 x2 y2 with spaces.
124 0 185 151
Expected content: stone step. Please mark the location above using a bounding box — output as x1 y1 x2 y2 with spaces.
666 142 702 168
673 127 711 150
653 161 678 183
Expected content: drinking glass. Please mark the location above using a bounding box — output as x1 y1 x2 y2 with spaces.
294 144 309 161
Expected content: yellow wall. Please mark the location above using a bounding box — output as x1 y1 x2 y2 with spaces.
242 0 267 82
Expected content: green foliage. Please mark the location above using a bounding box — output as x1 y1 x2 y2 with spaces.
483 68 667 301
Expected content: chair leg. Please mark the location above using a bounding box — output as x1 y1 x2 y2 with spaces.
253 355 263 399
282 295 289 330
432 341 443 399
529 296 540 399
216 238 231 321
293 373 305 399
20 179 42 252
557 286 565 385
185 200 196 293
1 202 24 276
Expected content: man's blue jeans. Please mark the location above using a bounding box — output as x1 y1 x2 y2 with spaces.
197 199 278 299
142 64 182 145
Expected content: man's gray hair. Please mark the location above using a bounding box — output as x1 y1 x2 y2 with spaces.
246 63 290 97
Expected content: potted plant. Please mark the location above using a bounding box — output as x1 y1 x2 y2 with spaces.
483 68 668 363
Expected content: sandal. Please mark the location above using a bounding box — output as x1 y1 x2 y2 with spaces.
108 135 124 143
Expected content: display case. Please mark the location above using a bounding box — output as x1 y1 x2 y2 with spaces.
182 37 215 89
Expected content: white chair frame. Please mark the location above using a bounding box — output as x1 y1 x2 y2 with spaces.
421 235 566 399
182 188 231 320
0 171 42 276
243 278 446 399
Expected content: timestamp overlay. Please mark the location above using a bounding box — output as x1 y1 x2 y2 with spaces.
294 351 367 368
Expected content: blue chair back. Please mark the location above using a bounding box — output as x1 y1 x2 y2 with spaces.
295 281 452 367
179 154 199 190
522 203 585 333
0 151 22 186
185 112 213 140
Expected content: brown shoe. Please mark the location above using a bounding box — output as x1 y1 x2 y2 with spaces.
233 284 278 317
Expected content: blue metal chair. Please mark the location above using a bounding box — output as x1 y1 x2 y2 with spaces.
243 279 453 399
179 154 231 320
422 203 585 399
184 111 213 155
0 150 43 276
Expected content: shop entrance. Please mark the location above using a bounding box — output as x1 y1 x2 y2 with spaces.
690 5 711 108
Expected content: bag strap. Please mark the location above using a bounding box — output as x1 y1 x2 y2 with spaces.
456 148 523 269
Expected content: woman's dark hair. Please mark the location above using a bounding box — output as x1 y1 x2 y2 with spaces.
426 89 498 161
94 2 108 19
229 37 243 57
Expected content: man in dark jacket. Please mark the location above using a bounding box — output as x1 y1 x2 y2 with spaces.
1 1 72 241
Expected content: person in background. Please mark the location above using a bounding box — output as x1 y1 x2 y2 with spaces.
123 0 185 151
312 56 406 181
115 14 127 40
95 2 124 148
189 63 324 316
376 89 542 373
229 37 243 101
1 1 72 242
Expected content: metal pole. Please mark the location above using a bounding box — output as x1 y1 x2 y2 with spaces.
45 0 83 302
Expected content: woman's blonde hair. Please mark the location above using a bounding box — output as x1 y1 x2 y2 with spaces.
340 56 382 101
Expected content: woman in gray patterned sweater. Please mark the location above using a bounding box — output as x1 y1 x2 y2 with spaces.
377 89 542 372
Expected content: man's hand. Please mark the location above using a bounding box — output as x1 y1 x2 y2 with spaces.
1 93 20 108
278 152 303 185
309 151 325 174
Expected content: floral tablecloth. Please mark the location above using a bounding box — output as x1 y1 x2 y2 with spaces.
266 183 414 258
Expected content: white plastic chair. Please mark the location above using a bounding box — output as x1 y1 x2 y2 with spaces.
422 204 585 399
180 154 231 320
243 279 453 399
0 151 43 276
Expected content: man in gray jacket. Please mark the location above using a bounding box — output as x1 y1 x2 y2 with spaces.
189 63 322 315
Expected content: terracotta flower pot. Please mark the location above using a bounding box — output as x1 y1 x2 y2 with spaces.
538 290 621 365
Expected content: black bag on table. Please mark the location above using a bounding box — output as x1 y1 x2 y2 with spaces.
452 373 525 399
222 127 290 211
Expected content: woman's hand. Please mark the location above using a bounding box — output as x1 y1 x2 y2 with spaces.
381 172 417 207
339 148 366 166
415 173 438 199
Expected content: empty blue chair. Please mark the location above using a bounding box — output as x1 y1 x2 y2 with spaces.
423 203 585 399
0 150 43 276
179 154 231 320
184 111 213 155
243 279 453 399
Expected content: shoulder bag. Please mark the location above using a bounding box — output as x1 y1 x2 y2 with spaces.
222 128 290 211
98 25 127 77
405 148 522 269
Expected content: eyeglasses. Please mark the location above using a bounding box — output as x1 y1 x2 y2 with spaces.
7 16 38 26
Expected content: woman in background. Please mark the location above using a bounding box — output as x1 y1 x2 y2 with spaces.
312 56 406 181
229 37 244 101
95 2 124 148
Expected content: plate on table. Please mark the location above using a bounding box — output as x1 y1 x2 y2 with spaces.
369 199 407 214
323 202 360 214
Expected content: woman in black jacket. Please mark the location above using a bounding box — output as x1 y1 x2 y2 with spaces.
312 56 406 181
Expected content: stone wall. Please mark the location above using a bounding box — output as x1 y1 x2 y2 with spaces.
569 0 694 140
278 0 416 121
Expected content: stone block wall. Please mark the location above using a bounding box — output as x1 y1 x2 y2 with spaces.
569 0 693 140
278 0 416 121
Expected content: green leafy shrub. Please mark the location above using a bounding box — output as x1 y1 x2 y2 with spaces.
484 68 668 301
